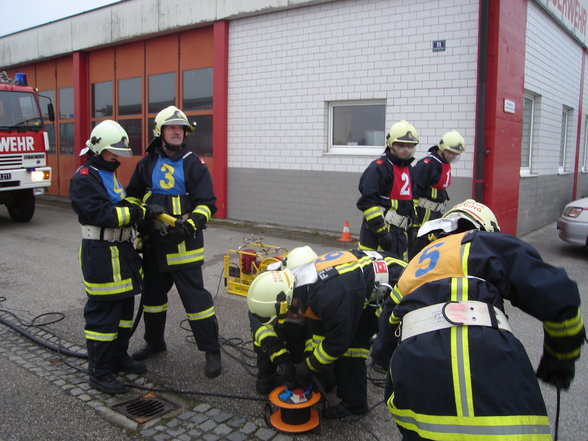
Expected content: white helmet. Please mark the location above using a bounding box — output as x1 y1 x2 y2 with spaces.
247 270 294 324
153 105 195 137
417 199 500 237
439 130 466 154
80 120 131 157
268 245 318 271
385 120 419 148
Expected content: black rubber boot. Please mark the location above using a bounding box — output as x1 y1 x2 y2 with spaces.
132 343 167 361
89 373 128 395
205 351 222 378
324 400 369 419
255 374 277 395
113 355 147 374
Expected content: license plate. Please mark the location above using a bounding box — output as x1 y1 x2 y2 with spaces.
0 173 11 180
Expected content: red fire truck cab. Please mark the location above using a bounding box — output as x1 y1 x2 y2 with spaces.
0 72 53 222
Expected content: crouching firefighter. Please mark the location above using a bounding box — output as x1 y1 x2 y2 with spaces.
249 246 318 395
247 248 406 419
372 199 586 441
70 120 147 395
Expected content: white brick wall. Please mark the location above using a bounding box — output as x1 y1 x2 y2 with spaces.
525 1 583 176
228 0 480 178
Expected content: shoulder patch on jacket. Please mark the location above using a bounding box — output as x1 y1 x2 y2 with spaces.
375 159 384 165
79 168 89 175
423 158 430 164
199 157 206 165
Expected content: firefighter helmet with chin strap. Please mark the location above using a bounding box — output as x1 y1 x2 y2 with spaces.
153 105 195 137
247 270 295 324
385 120 419 148
267 245 318 271
439 130 466 154
417 199 500 237
80 120 131 157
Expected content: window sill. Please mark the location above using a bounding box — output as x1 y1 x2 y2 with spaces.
326 147 385 156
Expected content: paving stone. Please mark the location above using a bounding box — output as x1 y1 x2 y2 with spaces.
191 413 210 424
227 416 246 427
212 411 232 423
193 403 211 413
198 419 217 432
227 432 248 441
256 427 277 441
213 423 232 436
239 421 258 434
202 433 220 441
178 411 195 420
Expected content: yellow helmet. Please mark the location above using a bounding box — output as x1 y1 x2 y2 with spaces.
247 270 295 324
444 199 500 232
385 120 419 148
153 105 195 137
284 246 317 269
439 130 466 154
80 120 131 157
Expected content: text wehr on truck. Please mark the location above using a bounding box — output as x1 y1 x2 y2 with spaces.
0 71 54 222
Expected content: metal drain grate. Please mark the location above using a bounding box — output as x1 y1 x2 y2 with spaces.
111 393 179 424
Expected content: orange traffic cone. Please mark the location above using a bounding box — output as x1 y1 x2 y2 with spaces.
337 221 353 242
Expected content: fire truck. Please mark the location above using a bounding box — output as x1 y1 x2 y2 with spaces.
0 72 53 222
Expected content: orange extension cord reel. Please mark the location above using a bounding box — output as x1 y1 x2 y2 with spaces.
265 386 322 434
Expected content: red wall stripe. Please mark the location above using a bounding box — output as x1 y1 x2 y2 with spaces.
213 20 229 219
482 0 527 235
573 49 586 200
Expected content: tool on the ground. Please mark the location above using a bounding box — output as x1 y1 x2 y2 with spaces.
265 385 321 434
223 238 288 296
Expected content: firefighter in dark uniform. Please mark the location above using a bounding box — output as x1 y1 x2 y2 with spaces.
125 105 222 378
372 199 586 441
357 120 419 260
70 120 147 395
407 130 465 260
247 248 407 419
249 246 318 395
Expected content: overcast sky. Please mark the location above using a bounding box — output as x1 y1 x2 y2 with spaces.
0 0 123 37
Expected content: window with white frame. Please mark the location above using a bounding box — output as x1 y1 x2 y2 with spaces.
559 106 573 173
328 101 386 155
520 94 535 174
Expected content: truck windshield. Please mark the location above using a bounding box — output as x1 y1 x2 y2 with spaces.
0 90 43 130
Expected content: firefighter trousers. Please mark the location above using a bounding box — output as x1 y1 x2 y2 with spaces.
308 305 378 404
140 250 220 353
84 296 135 377
359 220 407 260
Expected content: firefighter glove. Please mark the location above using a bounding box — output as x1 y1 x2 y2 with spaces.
129 204 146 224
176 219 197 237
276 361 296 389
190 213 208 230
294 360 313 390
147 204 166 219
536 352 576 390
376 229 395 252
366 214 387 235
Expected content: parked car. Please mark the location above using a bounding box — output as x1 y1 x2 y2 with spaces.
557 197 588 246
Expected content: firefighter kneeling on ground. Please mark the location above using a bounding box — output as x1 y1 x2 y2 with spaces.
372 199 586 441
247 247 406 419
70 120 147 395
249 246 318 395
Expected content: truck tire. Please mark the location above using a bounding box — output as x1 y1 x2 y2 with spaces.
7 189 35 222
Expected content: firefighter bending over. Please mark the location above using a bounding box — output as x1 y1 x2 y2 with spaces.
372 199 585 441
70 120 147 395
247 247 406 419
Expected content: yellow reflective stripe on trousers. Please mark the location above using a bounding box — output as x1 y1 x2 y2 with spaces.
84 246 134 295
186 306 215 321
543 308 584 338
387 394 551 440
166 243 204 266
84 330 117 342
143 304 169 314
452 242 474 418
119 319 132 329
